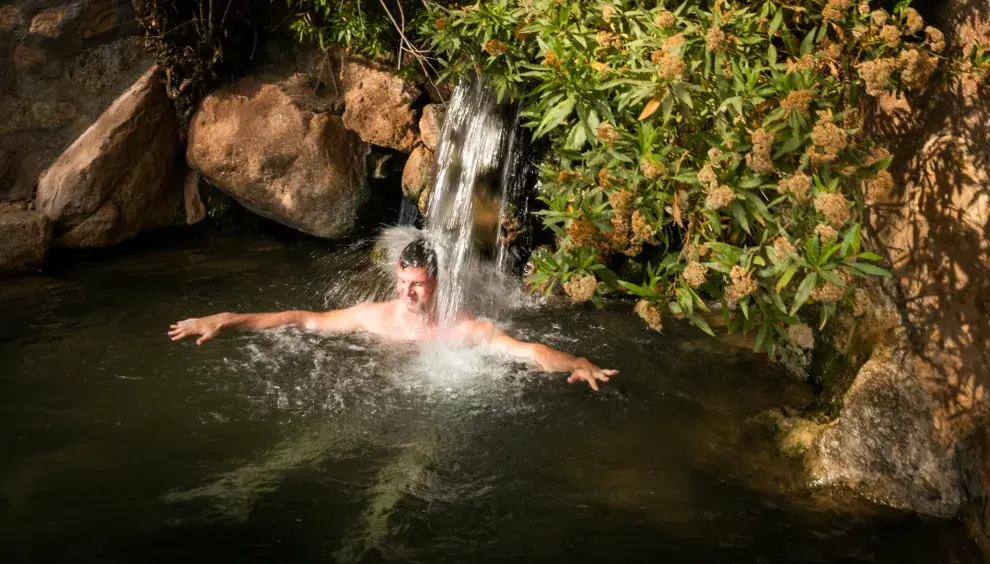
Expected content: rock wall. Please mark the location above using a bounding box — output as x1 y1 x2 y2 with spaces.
0 0 152 201
803 0 990 529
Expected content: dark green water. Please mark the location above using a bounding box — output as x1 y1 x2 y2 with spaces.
0 234 980 563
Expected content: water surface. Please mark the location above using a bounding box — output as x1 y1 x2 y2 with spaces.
0 234 979 563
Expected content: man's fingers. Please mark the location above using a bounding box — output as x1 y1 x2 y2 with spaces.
601 369 619 376
196 329 219 345
586 374 599 392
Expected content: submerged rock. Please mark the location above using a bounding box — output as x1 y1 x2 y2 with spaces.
807 350 964 516
0 207 51 275
36 66 180 247
187 77 369 239
340 59 420 153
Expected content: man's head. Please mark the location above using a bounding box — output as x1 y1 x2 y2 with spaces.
396 239 438 315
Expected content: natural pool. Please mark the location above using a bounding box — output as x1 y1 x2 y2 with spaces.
0 234 980 563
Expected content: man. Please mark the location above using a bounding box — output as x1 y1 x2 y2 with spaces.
169 239 617 391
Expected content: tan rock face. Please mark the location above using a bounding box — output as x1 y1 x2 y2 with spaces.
419 104 444 151
187 78 370 239
36 66 180 247
807 0 990 523
0 209 51 275
401 146 434 201
340 59 420 152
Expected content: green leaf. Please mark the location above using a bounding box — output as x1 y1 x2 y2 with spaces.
857 251 882 261
618 280 651 297
689 313 716 337
840 223 861 256
769 9 783 35
849 262 891 277
535 96 575 138
755 319 769 352
789 272 818 316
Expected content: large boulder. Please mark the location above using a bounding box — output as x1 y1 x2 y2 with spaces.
36 65 180 247
0 206 51 275
186 77 370 239
340 59 420 153
1 0 151 201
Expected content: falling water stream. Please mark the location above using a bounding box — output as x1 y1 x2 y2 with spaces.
0 79 981 562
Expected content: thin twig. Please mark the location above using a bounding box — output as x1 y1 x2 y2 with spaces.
376 0 446 102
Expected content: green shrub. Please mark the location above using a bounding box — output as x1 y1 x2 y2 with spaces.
416 0 976 355
286 0 987 355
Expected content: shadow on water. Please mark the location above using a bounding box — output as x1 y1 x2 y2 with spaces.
0 234 981 563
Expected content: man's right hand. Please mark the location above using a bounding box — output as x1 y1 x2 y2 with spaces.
168 313 230 345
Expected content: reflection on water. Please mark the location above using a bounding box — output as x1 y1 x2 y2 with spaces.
0 235 981 563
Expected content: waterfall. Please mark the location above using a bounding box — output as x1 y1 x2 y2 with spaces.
421 77 528 331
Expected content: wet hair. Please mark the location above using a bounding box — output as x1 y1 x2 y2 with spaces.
398 239 438 278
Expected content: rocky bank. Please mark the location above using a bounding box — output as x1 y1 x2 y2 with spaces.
0 0 445 276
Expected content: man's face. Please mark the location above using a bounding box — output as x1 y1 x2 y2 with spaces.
396 265 437 315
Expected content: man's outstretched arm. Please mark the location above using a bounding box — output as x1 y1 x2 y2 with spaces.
168 304 374 345
467 321 617 391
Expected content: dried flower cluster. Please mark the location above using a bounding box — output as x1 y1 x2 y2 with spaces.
870 9 887 27
863 169 895 200
657 50 686 80
781 89 814 117
904 7 924 33
823 0 850 22
772 236 797 260
705 184 736 209
745 128 775 174
725 265 757 303
786 53 816 74
483 39 509 55
635 300 663 330
564 273 598 302
597 123 620 146
654 10 676 28
601 4 616 23
814 192 852 226
706 26 727 52
663 33 685 51
858 58 894 96
544 49 561 68
698 163 718 190
880 25 901 48
640 158 663 179
566 219 596 249
435 17 448 30
810 111 848 162
631 210 657 244
815 223 839 242
898 48 937 90
683 261 708 288
597 30 622 49
925 26 945 52
557 169 581 184
778 171 811 201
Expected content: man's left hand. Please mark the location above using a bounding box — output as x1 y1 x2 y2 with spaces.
566 360 618 392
